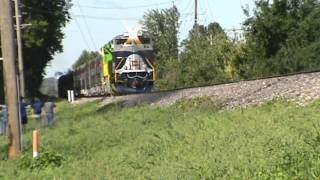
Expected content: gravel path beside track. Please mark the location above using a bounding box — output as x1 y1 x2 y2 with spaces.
97 72 320 109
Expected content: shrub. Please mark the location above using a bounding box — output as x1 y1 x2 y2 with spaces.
19 151 65 171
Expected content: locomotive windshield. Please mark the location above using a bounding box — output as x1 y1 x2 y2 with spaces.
138 37 151 44
115 39 127 45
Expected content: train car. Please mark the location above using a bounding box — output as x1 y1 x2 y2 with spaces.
73 30 155 96
73 56 104 96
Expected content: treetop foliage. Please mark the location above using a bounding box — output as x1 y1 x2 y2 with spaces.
142 0 320 90
21 0 71 96
142 5 180 79
73 50 100 68
242 0 320 77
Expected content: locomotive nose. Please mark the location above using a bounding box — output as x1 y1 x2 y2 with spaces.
131 78 142 88
126 54 146 70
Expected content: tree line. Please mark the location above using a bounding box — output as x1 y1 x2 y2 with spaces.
142 0 320 90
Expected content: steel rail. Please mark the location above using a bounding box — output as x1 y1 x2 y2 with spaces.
76 69 320 99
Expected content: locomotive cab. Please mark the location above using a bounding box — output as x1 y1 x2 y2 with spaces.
103 32 155 93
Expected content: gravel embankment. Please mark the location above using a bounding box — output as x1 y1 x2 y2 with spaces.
98 72 320 109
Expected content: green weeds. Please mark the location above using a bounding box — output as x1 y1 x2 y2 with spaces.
19 151 65 171
1 99 320 179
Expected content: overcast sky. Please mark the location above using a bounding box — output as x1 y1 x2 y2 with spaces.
45 0 255 77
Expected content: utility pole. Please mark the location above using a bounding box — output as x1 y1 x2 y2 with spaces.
0 0 22 159
194 0 199 34
195 0 198 26
14 0 26 97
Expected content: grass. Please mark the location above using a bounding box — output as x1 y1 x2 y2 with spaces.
1 98 320 179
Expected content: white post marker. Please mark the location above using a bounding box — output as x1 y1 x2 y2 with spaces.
71 90 75 103
33 129 39 158
67 90 71 102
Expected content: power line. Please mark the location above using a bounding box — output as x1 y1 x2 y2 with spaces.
197 0 208 25
73 1 176 10
21 5 141 21
74 13 195 21
180 0 194 37
206 0 215 23
72 12 92 51
76 0 97 50
73 14 140 21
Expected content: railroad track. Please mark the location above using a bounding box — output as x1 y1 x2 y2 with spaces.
73 69 320 110
150 69 320 94
79 69 320 98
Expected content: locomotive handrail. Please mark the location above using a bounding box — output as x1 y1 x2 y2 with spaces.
145 58 156 81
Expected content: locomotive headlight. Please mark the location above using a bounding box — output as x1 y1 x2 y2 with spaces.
127 27 141 44
128 30 138 41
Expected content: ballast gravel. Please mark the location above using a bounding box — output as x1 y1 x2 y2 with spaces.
96 72 320 109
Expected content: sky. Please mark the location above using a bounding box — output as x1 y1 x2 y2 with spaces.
45 0 255 77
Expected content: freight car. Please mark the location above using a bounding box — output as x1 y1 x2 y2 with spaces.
73 31 155 96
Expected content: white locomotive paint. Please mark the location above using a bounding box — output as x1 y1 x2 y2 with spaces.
116 54 152 74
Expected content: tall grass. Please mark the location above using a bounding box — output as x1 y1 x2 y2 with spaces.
1 98 320 179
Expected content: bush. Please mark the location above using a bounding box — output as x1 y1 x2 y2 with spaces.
19 151 65 171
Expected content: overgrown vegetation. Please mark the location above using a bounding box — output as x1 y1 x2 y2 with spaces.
1 99 320 178
241 0 320 78
141 0 320 90
19 150 65 171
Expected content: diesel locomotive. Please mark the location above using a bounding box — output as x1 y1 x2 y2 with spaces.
73 30 155 96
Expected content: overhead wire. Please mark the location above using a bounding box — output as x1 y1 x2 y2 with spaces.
21 1 182 22
21 2 93 51
206 0 215 23
179 0 193 37
21 5 141 21
76 0 98 50
73 14 140 21
71 11 92 51
74 0 179 10
22 0 196 48
197 0 206 25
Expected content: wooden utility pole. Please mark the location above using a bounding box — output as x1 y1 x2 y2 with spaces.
194 0 199 34
14 0 26 97
0 0 22 159
195 0 198 26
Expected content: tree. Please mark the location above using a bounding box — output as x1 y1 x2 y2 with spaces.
142 5 180 79
242 0 320 77
73 50 99 67
177 23 241 87
20 0 71 96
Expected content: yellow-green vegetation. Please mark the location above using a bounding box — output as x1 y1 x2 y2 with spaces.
1 98 320 179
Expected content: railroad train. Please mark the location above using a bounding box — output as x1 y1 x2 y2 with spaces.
72 30 155 96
